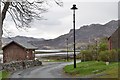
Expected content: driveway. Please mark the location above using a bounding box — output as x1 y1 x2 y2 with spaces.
0 63 2 70
10 61 81 78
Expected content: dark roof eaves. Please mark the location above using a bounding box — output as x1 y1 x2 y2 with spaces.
2 40 38 50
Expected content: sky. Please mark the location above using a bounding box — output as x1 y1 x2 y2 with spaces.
2 0 119 39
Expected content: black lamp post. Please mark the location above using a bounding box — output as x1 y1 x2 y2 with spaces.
95 39 98 61
66 38 68 61
71 4 78 68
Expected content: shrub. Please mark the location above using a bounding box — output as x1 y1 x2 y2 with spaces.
98 50 110 62
98 42 108 52
80 50 93 61
98 49 118 62
117 49 120 61
109 49 118 62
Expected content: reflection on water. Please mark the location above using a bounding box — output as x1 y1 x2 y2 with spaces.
35 52 79 57
0 52 79 58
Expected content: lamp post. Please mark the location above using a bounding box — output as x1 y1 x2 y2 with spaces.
95 39 98 61
66 38 68 61
71 4 78 68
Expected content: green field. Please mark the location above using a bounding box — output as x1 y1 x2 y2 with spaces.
63 61 119 78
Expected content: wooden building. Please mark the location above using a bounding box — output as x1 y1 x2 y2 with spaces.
108 27 120 50
2 40 38 63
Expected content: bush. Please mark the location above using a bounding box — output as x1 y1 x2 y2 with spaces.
80 50 93 61
98 49 118 62
98 42 108 52
109 49 118 62
98 50 110 62
117 49 120 61
79 49 118 62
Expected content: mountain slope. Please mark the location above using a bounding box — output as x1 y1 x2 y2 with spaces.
2 36 44 46
32 20 118 49
3 20 119 50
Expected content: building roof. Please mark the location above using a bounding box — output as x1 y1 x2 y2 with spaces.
108 27 120 39
2 40 38 50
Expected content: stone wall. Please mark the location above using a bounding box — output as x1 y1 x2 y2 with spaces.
2 60 42 72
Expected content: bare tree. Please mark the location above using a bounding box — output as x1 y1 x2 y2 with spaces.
0 0 63 49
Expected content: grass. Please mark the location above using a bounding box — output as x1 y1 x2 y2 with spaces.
63 61 119 78
97 62 118 78
0 70 10 79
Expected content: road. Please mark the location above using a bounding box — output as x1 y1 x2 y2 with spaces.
10 61 81 78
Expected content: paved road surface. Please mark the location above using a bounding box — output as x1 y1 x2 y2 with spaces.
10 61 81 78
0 63 2 70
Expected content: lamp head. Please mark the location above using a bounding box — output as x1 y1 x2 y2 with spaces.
71 4 78 10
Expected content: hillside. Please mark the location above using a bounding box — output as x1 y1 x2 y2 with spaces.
2 36 44 46
3 20 119 50
29 20 118 49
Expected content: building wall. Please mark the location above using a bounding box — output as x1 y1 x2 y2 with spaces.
3 42 26 63
108 38 112 50
118 27 120 49
108 27 120 50
3 42 35 63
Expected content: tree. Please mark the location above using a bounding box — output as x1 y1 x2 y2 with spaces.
98 37 108 52
0 0 63 49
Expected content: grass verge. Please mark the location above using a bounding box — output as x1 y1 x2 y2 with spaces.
0 70 10 79
63 61 118 78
